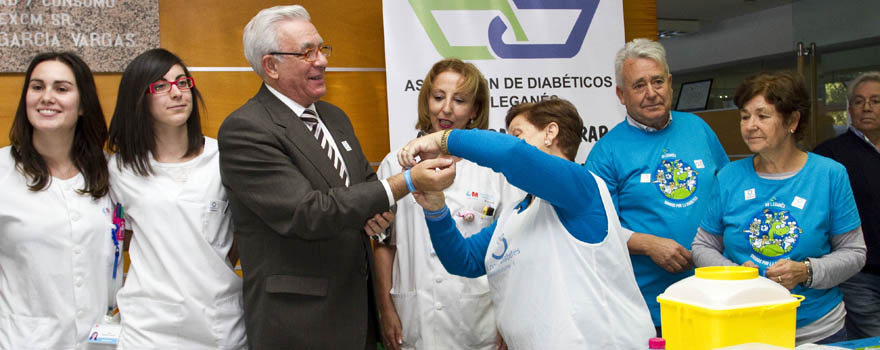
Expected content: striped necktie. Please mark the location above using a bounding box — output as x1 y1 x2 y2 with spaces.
300 109 350 187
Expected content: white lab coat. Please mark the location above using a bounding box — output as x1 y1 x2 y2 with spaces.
377 148 524 349
484 174 655 349
0 146 118 350
109 138 246 349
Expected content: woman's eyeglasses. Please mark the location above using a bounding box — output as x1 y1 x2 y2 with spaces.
148 77 195 95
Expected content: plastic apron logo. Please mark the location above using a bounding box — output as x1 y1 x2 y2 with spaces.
408 0 600 59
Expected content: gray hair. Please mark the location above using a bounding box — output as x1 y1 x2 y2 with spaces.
848 71 880 102
243 5 311 79
614 38 670 87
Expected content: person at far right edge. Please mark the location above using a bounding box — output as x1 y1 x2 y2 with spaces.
584 38 729 336
814 71 880 340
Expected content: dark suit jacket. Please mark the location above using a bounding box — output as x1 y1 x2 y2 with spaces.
218 85 388 349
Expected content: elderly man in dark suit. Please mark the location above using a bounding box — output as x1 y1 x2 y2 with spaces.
218 5 453 349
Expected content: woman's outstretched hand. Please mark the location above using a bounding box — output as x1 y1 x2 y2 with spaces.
410 157 456 193
398 130 445 168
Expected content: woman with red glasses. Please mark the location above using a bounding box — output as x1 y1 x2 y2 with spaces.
107 48 246 349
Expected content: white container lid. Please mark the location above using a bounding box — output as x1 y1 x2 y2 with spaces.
658 266 797 310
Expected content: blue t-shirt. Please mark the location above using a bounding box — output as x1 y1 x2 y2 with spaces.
700 153 861 327
585 111 729 325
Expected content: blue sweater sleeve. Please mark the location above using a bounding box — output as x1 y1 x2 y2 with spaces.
447 129 607 243
448 129 597 212
424 206 494 278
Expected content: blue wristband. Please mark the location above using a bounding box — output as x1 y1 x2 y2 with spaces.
424 205 450 221
403 169 416 193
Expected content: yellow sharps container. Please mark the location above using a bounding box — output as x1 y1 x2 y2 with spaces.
657 266 804 349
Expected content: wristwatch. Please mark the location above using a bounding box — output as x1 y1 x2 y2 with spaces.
802 258 813 287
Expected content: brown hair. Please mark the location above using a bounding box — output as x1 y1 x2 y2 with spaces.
734 71 810 141
108 48 205 176
504 99 583 160
416 58 490 133
9 52 109 199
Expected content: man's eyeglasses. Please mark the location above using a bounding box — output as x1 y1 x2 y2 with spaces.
269 46 332 62
148 77 195 95
852 97 880 109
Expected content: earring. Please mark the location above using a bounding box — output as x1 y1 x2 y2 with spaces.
544 139 551 146
789 129 795 134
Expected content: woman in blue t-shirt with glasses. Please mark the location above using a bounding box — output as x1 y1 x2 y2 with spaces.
693 71 866 345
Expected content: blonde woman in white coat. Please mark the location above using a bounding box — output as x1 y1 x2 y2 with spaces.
107 49 246 349
375 58 523 350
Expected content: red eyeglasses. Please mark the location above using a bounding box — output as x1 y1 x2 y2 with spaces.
148 77 195 94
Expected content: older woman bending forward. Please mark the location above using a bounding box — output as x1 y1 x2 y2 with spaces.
398 99 654 349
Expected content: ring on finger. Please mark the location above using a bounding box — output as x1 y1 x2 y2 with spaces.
777 276 783 283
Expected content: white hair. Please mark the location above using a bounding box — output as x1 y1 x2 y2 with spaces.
614 38 670 87
243 5 310 79
848 71 880 102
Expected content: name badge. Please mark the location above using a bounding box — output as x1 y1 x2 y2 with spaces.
640 174 651 183
744 188 756 201
88 322 121 345
792 196 807 209
341 141 352 152
694 159 705 169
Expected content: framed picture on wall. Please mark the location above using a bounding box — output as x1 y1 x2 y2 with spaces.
676 79 713 111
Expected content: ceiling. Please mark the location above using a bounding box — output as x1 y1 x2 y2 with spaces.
657 0 794 22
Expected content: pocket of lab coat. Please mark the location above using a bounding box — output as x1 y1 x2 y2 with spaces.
457 290 496 347
390 290 420 348
202 199 232 252
118 297 183 347
0 312 64 349
207 293 246 349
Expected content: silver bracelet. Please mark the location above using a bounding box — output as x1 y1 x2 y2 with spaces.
802 258 813 287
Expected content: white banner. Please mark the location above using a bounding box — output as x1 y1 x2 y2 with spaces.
383 0 626 162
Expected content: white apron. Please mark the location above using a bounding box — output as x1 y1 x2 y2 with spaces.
484 174 655 349
109 138 246 349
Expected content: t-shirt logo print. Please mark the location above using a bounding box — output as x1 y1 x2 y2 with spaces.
652 158 698 201
744 206 802 257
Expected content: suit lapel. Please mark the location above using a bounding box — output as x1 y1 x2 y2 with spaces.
256 86 344 188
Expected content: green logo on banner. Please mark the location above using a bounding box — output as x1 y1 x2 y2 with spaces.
407 0 601 60
408 0 528 60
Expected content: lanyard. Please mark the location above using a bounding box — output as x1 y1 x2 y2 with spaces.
108 203 125 315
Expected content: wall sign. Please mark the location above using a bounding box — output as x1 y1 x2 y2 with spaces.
0 0 158 72
382 0 626 161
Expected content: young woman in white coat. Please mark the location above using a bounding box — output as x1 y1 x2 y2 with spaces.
106 48 246 349
0 52 119 349
375 58 523 350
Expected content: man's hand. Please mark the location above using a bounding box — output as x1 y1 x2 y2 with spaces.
628 233 693 273
364 211 394 238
